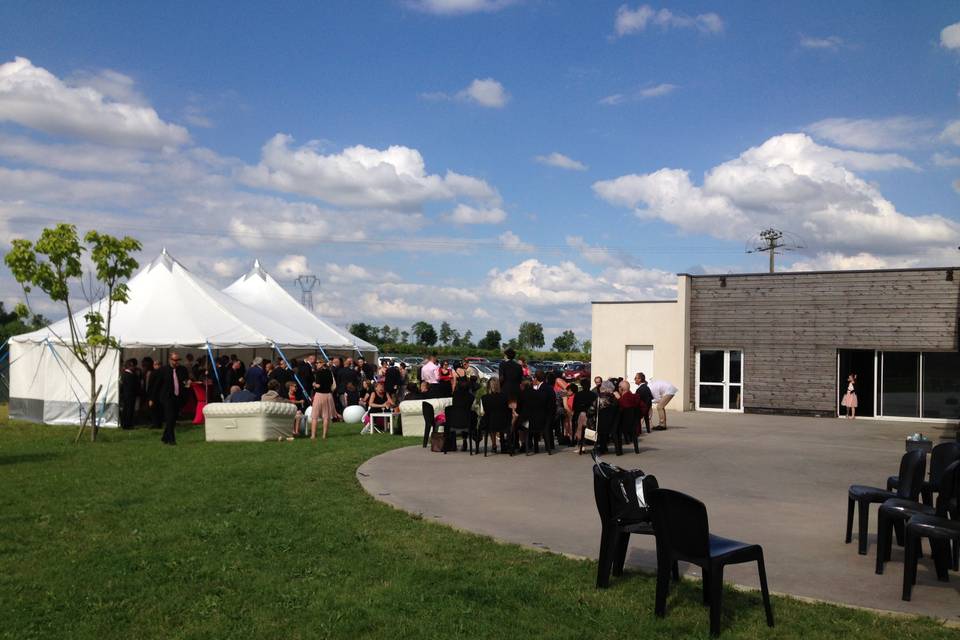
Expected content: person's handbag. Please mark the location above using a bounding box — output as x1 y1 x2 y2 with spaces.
593 451 656 525
430 432 445 452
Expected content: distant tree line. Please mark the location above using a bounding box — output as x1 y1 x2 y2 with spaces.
346 320 591 357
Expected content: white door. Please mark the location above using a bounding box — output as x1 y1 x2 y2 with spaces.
625 346 654 391
696 349 743 412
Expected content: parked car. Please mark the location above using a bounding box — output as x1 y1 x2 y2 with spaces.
467 364 496 380
561 362 591 382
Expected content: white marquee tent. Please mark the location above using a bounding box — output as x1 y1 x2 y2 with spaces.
6 250 371 427
223 260 377 358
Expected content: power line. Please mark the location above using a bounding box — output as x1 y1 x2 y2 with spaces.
0 213 742 257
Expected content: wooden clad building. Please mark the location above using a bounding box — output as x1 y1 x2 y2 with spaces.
591 267 960 422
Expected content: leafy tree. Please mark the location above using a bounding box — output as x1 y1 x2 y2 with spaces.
516 321 545 350
348 322 380 344
476 329 501 351
399 330 409 344
411 321 437 346
439 321 454 346
552 330 578 352
5 224 141 441
581 339 592 355
378 324 399 344
461 329 473 348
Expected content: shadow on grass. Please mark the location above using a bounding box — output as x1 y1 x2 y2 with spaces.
0 452 61 465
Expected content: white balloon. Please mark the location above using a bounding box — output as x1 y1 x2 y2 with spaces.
343 405 367 424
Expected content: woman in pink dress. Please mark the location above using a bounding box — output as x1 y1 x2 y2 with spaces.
841 373 858 419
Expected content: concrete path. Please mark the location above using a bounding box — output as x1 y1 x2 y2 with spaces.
358 412 960 621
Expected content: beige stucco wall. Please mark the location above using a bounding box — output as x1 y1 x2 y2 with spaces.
590 275 691 411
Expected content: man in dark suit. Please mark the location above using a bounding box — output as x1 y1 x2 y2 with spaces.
534 372 556 453
155 352 189 445
119 358 140 429
498 348 523 400
246 357 268 397
633 372 654 434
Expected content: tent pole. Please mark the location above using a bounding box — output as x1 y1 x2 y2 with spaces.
206 342 224 399
274 342 311 402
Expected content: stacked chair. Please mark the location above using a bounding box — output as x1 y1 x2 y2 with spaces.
846 449 926 555
592 457 774 637
860 442 960 602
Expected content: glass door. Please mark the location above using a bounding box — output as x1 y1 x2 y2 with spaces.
696 349 743 412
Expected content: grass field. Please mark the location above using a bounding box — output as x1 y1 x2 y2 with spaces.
0 407 955 639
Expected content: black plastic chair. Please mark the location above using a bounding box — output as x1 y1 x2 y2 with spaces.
877 460 960 575
902 513 960 601
593 403 620 455
846 449 926 555
887 442 960 506
648 488 773 637
421 402 436 448
444 405 475 455
615 406 640 456
593 466 677 588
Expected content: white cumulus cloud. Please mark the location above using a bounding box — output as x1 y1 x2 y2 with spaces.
240 133 499 210
534 152 587 171
0 57 189 149
457 78 510 108
614 4 723 37
443 203 507 224
593 132 960 260
941 22 960 50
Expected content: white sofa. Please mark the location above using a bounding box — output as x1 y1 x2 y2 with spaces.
203 402 297 442
398 397 452 437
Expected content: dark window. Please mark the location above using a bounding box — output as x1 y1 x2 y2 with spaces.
699 385 724 409
699 350 724 383
922 352 960 420
881 352 920 418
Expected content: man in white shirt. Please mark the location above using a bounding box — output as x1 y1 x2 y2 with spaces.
420 354 440 397
648 379 678 430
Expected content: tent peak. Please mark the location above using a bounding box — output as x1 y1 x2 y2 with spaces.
245 259 268 281
149 248 179 272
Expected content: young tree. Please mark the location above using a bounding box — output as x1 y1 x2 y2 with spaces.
516 321 545 350
411 321 438 346
399 330 410 344
552 330 578 352
476 329 501 350
461 329 473 348
581 339 592 355
4 224 141 441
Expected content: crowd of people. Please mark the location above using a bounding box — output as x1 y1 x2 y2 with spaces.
421 347 679 455
117 347 677 453
117 351 405 444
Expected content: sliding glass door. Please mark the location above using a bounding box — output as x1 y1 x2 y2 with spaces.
873 351 960 421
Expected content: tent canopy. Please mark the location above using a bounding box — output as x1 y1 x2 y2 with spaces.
223 259 378 354
11 250 318 349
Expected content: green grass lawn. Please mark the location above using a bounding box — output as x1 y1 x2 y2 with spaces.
0 407 955 639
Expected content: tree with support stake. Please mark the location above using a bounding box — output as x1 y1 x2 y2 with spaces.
4 224 141 442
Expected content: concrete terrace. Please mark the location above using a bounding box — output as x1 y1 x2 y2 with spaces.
358 412 960 622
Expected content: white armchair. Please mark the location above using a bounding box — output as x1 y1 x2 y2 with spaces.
203 402 297 442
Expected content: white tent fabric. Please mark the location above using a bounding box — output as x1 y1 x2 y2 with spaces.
7 250 326 426
223 260 378 356
12 250 318 348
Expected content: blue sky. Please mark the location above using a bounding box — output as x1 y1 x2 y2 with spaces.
0 1 958 344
